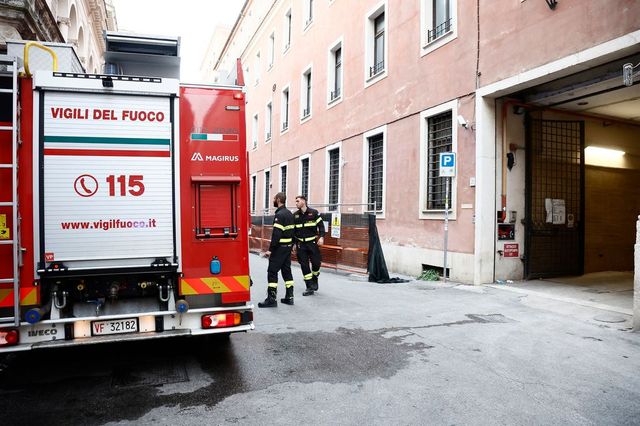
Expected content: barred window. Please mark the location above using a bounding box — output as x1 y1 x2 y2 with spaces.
328 148 340 211
300 157 309 199
426 111 452 210
251 175 256 212
280 165 287 194
264 170 270 210
367 134 384 212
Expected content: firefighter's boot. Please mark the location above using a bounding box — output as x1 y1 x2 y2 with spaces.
258 287 278 308
280 286 294 305
311 274 319 291
302 280 315 296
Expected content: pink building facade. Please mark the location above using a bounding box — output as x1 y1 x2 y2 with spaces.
215 0 640 284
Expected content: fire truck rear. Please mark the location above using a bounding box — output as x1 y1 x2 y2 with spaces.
0 34 253 352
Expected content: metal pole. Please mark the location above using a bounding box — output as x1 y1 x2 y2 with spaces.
444 177 449 283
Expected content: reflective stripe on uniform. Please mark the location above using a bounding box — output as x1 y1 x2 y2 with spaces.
312 271 320 276
303 273 313 280
298 236 316 242
295 224 303 228
303 221 317 227
315 217 323 224
274 223 295 231
285 280 295 288
279 238 293 243
268 282 278 288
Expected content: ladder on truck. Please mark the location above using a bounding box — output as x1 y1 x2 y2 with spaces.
0 55 20 326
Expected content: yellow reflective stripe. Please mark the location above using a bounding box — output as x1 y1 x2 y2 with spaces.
303 273 313 280
303 222 317 227
268 283 278 288
315 217 323 224
284 225 295 230
285 281 294 288
301 236 316 242
273 223 285 230
312 271 320 276
295 224 303 228
279 238 293 243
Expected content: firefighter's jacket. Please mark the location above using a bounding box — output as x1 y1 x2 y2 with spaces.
270 206 295 251
294 207 326 242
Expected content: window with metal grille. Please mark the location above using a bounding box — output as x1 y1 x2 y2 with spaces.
371 13 385 77
367 134 384 212
426 111 452 210
328 148 340 211
264 170 270 209
280 164 287 193
300 157 309 199
251 175 257 212
428 0 452 43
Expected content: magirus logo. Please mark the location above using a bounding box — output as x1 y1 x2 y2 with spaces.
191 152 204 161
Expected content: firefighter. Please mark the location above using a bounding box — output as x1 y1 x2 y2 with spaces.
293 195 325 296
258 192 295 308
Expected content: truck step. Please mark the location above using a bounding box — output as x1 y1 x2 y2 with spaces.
0 278 15 284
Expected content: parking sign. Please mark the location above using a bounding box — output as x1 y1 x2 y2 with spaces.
439 152 456 177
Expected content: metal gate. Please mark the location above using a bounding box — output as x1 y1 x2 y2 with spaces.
525 118 585 279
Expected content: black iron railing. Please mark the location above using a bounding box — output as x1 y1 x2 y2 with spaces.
369 60 385 77
427 18 452 43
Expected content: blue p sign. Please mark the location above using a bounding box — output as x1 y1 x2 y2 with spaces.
439 152 456 177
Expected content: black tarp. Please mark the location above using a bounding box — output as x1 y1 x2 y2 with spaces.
367 214 409 283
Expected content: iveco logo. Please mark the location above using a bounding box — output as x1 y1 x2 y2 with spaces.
28 328 58 337
191 152 204 161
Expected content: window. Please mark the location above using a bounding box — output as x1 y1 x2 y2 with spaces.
251 175 257 212
421 0 457 54
301 67 312 120
268 33 275 68
365 2 387 85
327 39 343 104
255 51 261 85
304 0 314 27
266 102 272 141
372 14 385 76
284 9 292 51
281 86 290 132
300 156 310 200
363 128 385 213
327 146 340 211
264 170 271 210
419 100 457 219
427 111 452 210
280 164 288 194
252 114 258 149
429 0 451 42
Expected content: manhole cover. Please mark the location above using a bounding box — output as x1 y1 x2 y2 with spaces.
112 359 189 388
593 314 627 324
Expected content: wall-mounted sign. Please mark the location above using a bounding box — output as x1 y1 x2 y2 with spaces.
504 243 519 258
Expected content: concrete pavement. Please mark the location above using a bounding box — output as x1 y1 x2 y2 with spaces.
111 253 640 425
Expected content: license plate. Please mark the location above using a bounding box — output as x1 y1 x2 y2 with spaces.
91 318 138 336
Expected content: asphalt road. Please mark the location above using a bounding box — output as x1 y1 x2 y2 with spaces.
1 254 640 425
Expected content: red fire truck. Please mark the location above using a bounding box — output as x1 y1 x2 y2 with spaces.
0 34 253 352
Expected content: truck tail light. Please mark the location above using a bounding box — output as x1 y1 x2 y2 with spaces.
0 328 19 347
201 312 241 329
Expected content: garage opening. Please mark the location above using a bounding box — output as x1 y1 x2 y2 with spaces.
498 53 640 313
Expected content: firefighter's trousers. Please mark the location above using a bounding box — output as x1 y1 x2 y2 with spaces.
297 241 322 284
267 244 294 293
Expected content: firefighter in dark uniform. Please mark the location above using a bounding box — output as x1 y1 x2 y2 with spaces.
258 192 296 308
293 195 325 296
